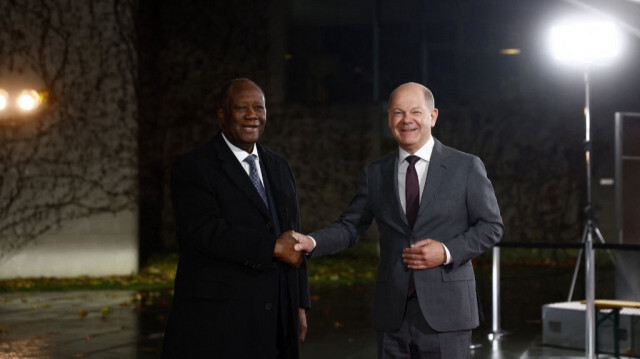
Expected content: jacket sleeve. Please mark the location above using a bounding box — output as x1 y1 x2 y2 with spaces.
309 167 375 257
445 156 503 269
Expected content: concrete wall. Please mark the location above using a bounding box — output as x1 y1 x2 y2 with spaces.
0 210 138 279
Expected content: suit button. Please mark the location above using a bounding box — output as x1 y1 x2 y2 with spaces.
266 222 273 230
265 303 272 310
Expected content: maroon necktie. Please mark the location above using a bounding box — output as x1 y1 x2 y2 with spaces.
405 155 420 229
405 155 420 297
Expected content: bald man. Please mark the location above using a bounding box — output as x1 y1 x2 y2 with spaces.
294 83 503 358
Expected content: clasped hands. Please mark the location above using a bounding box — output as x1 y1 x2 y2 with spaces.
272 231 320 267
274 230 446 270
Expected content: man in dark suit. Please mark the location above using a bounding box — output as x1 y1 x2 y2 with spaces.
162 78 310 359
294 82 503 358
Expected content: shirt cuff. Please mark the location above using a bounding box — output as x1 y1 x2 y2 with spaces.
307 235 317 252
442 243 452 265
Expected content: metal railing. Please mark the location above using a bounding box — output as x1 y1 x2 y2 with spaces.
488 241 640 339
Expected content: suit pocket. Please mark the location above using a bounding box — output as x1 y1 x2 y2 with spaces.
441 265 475 282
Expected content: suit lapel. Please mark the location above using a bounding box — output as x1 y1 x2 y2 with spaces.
388 153 410 228
377 152 410 230
258 145 290 230
417 139 448 221
213 134 271 219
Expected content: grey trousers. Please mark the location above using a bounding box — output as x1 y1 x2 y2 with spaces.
377 296 471 359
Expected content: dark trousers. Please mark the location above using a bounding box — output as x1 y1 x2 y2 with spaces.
377 296 471 359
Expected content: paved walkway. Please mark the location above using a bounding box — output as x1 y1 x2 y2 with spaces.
0 290 164 358
0 288 628 358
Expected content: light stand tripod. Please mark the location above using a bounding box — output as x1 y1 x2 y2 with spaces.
565 68 606 359
549 18 622 359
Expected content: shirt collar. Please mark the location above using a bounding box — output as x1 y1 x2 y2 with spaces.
398 136 434 163
221 133 260 163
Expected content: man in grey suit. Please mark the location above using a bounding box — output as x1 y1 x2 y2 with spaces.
294 82 503 358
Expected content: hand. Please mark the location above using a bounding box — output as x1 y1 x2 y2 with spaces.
273 230 303 268
402 239 446 270
298 308 308 342
292 232 315 253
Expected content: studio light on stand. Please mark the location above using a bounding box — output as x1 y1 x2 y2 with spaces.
549 18 622 359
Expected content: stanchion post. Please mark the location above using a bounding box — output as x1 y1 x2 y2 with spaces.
489 245 503 340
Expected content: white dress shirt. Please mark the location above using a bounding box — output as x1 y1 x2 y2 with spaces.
398 137 451 264
222 133 264 186
397 137 434 214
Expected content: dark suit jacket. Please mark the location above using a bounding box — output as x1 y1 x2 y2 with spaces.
310 138 503 333
162 133 310 359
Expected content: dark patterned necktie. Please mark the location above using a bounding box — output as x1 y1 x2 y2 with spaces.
405 155 420 297
405 155 420 229
244 154 268 206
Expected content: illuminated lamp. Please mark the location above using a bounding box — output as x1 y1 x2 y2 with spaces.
16 89 41 112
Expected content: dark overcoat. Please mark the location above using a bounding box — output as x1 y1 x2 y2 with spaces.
162 133 309 359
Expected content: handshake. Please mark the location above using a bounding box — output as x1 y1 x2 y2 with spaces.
273 230 447 270
272 230 315 268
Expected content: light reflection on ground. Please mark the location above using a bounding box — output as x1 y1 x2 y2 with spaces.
0 266 620 358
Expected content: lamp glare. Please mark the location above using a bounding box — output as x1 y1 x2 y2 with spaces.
0 89 8 111
550 20 622 66
17 89 41 112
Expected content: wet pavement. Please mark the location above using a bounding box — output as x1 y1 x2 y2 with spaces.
0 290 165 358
0 269 632 359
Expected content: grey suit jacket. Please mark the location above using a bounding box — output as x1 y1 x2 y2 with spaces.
310 138 503 333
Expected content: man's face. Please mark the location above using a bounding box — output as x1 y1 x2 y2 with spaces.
218 81 266 153
388 84 438 154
